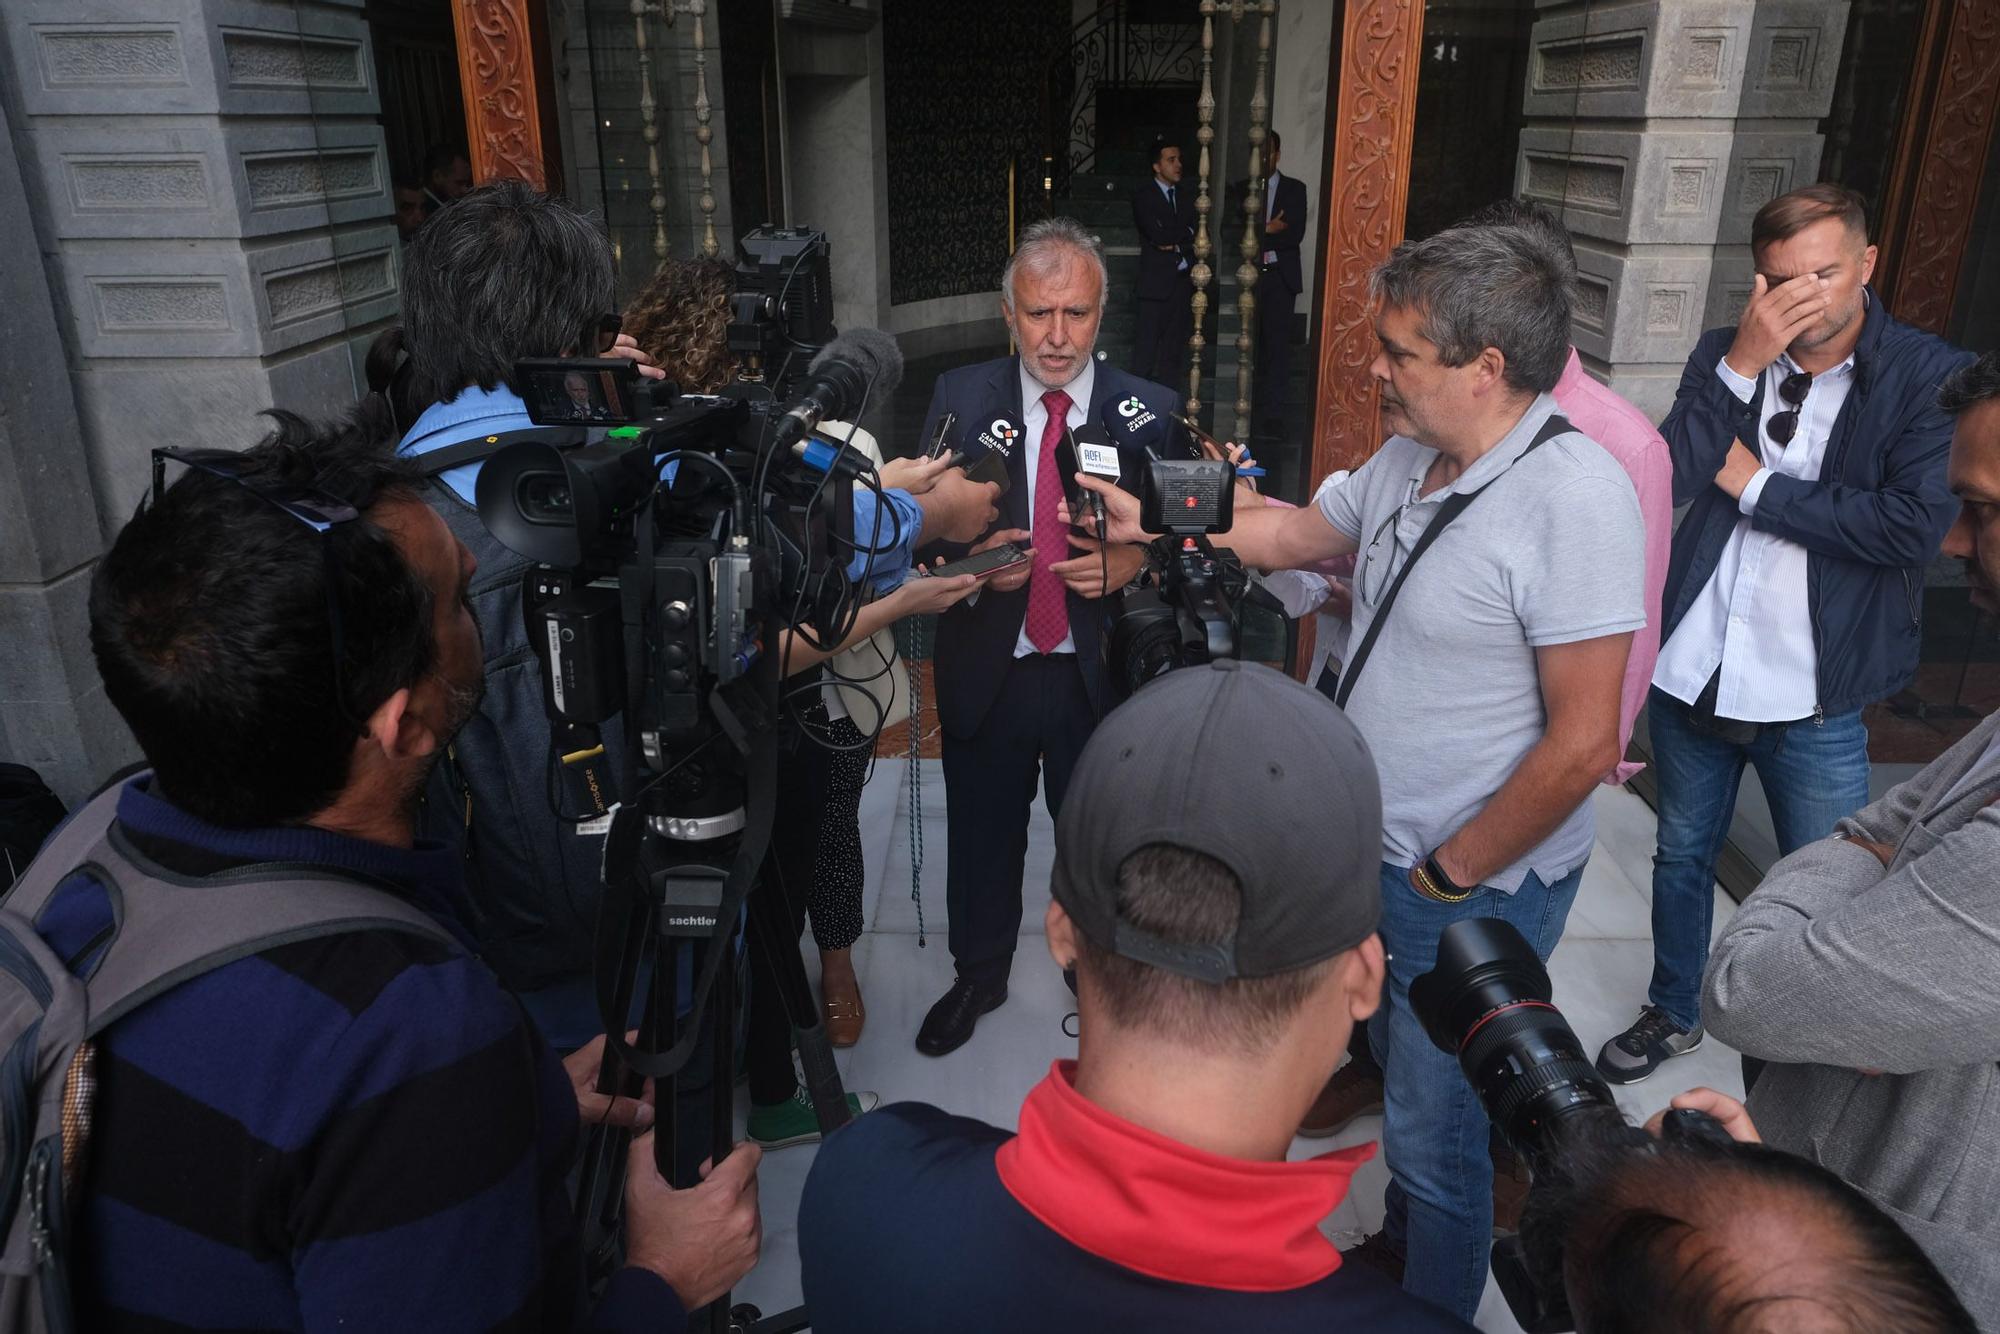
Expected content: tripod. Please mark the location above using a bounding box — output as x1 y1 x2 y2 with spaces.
572 651 848 1334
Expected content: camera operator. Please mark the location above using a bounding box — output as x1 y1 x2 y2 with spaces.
1076 221 1644 1320
1530 1090 1977 1333
1700 350 2000 1326
390 182 999 1053
798 661 1470 1332
20 406 756 1329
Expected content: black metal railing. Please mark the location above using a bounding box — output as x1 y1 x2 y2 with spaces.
1041 1 1200 199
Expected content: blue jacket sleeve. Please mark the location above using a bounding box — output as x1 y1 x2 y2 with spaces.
1748 348 1973 567
589 1268 689 1332
1659 329 1755 507
845 485 923 594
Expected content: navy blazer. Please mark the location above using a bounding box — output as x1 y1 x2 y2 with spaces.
1261 171 1308 296
1130 179 1196 300
1659 290 1973 717
918 356 1185 737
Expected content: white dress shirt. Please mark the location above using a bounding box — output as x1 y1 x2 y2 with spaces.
1652 349 1857 721
1011 357 1096 657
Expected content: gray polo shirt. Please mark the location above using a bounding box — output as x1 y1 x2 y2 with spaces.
1319 392 1644 891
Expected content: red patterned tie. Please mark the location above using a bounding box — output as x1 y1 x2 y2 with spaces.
1024 388 1074 653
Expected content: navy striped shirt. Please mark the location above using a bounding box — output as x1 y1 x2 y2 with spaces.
38 778 680 1332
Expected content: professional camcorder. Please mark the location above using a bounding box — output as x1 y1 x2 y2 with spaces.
477 327 902 1334
1412 919 1737 1333
1107 450 1282 698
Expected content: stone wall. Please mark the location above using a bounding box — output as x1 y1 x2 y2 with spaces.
0 0 400 802
1515 0 1850 421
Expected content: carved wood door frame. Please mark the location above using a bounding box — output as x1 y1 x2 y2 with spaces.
1295 0 1427 679
1876 0 2000 333
450 0 565 192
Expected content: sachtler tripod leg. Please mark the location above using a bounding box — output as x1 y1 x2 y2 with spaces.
745 858 849 1135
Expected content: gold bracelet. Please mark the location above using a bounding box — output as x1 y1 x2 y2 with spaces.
1413 860 1476 904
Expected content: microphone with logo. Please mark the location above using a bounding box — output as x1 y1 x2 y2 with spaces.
948 413 1021 496
1099 390 1192 462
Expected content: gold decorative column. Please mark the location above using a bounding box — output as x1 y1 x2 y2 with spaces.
688 0 717 258
1234 1 1275 443
1187 4 1217 419
629 0 669 263
629 0 719 263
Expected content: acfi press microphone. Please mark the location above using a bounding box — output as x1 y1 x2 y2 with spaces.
1069 423 1123 539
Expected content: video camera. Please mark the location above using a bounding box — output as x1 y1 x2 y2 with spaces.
476 336 902 1329
1412 919 1738 1332
1107 452 1282 698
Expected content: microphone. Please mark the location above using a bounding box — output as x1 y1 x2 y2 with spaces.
1070 423 1124 538
1099 390 1187 460
773 328 904 450
948 412 1020 495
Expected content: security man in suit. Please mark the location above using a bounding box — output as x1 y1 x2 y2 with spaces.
1254 131 1308 441
1130 136 1198 388
912 217 1184 1056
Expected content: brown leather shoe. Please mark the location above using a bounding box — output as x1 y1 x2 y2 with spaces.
822 978 865 1048
1298 1061 1386 1138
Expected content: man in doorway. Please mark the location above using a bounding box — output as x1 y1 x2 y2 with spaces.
1252 131 1308 441
1130 135 1197 388
1597 183 1973 1086
422 143 473 215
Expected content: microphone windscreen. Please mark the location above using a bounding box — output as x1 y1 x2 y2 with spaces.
1099 390 1185 459
810 327 904 398
955 411 1021 495
1071 422 1124 484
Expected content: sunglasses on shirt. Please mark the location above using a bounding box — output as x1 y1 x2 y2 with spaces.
1765 370 1813 447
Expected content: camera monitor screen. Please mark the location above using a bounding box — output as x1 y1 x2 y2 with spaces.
517 358 638 425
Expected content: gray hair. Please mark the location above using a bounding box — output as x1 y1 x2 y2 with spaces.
1370 222 1573 394
1001 217 1109 311
1450 196 1579 294
1939 351 2000 416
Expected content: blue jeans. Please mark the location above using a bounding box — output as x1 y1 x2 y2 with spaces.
1372 859 1583 1321
1646 686 1870 1031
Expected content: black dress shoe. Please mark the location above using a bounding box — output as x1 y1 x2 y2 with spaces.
916 976 1007 1056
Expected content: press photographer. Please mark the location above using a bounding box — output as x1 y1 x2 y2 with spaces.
0 407 752 1329
798 661 1469 1333
1411 919 1978 1333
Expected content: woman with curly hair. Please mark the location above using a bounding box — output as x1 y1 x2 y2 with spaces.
625 258 969 1072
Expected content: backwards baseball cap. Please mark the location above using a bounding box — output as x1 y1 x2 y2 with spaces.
1051 659 1382 983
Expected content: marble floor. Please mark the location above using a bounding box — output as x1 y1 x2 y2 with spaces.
726 762 1745 1333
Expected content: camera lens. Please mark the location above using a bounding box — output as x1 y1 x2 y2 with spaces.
517 474 574 525
1411 919 1619 1167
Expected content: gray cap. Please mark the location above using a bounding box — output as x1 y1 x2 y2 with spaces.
1051 659 1383 983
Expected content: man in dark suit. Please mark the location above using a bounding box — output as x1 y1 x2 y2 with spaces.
913 217 1183 1056
1130 136 1197 388
1254 131 1309 441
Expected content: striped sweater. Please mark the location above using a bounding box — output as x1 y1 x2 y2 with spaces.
36 777 679 1332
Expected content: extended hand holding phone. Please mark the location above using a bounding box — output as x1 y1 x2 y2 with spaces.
1170 411 1265 478
920 541 1032 581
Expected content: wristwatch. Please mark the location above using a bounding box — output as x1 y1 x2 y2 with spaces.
1412 851 1476 904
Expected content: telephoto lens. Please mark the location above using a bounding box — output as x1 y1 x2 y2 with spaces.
1409 918 1623 1170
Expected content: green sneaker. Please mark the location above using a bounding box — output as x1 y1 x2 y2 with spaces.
746 1086 881 1149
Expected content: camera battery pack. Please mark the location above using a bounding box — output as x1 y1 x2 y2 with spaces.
536 585 623 724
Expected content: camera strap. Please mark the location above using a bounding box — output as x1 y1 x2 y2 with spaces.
1333 414 1573 711
409 426 583 478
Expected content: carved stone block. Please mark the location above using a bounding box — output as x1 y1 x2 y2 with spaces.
1736 1 1850 121
1715 132 1826 245
248 225 401 353
1517 126 1735 246
1523 0 1756 122
1569 243 1716 367
25 121 389 239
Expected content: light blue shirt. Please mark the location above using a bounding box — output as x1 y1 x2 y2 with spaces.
398 384 924 593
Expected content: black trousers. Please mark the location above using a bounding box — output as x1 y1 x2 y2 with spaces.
941 655 1097 987
1252 267 1295 430
744 705 832 1105
1133 288 1193 388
